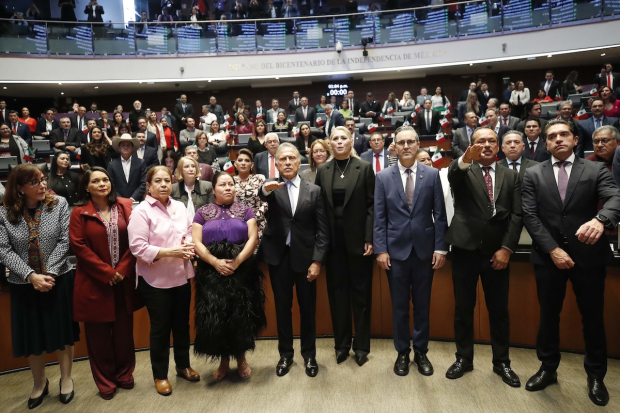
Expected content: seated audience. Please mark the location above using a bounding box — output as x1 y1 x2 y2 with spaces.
80 126 115 170
0 123 29 164
206 120 227 145
50 117 81 160
235 113 254 135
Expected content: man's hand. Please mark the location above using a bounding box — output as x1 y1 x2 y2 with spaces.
263 181 285 192
490 247 511 270
575 218 604 245
66 145 76 151
307 261 321 282
363 242 373 256
432 252 446 270
376 252 390 270
388 142 397 157
462 144 485 164
549 247 575 269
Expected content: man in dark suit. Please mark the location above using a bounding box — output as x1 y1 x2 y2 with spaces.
516 102 548 133
360 92 382 123
477 83 494 111
444 127 522 387
136 117 159 150
577 98 619 157
485 108 510 159
128 100 146 132
7 110 32 145
71 106 88 132
0 100 7 124
459 82 478 103
594 63 619 90
324 105 345 137
207 96 225 124
522 118 551 163
84 1 105 22
345 118 368 155
108 134 147 201
499 103 519 129
416 99 440 136
360 132 392 174
78 119 98 144
451 112 479 158
522 119 620 406
35 108 60 138
252 100 265 120
288 91 301 114
174 94 194 131
498 130 539 179
294 97 316 127
50 117 81 160
502 82 515 104
259 143 329 378
540 70 561 100
134 131 160 171
345 91 360 117
254 133 280 178
374 126 448 377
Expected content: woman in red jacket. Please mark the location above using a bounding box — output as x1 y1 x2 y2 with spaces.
69 167 143 400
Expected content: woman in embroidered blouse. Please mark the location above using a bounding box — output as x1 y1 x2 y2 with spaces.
192 171 266 381
233 149 267 244
0 164 79 409
69 167 142 400
127 166 200 396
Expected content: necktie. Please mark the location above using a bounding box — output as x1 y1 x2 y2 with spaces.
139 147 144 159
545 81 550 94
349 99 353 109
285 180 296 245
503 117 508 125
63 130 68 142
13 124 17 134
269 155 276 178
303 107 307 118
183 104 186 111
556 160 570 202
375 153 381 173
405 169 414 209
530 141 536 158
79 118 83 130
467 128 473 143
608 74 612 88
426 111 431 132
482 166 493 205
510 162 518 171
295 99 298 106
595 118 602 129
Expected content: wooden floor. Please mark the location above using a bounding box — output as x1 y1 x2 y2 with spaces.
0 339 618 413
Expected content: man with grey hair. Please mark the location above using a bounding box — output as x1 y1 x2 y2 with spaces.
324 104 345 137
207 96 225 124
255 132 281 178
589 125 619 171
128 100 146 132
486 98 499 109
50 117 81 159
199 105 217 131
259 142 329 378
498 130 539 179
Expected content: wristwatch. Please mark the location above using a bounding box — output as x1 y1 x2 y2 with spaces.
594 214 612 228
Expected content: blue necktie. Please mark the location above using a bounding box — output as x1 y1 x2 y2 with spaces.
595 118 602 129
286 180 296 245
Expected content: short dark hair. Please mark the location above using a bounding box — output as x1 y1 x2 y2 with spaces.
545 70 554 75
213 171 233 187
8 110 18 116
366 92 373 97
137 116 147 122
75 167 118 206
524 117 541 128
545 118 574 134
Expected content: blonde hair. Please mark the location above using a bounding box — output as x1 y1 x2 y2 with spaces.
329 126 360 159
175 156 200 182
309 139 333 172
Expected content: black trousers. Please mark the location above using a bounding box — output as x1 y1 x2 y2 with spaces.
269 247 317 359
137 278 191 380
451 247 510 365
535 263 607 379
387 246 433 355
325 247 373 356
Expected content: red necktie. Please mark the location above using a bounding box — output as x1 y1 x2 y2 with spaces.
530 141 536 158
13 125 17 134
155 126 161 144
503 118 507 125
482 166 493 204
375 153 381 173
608 74 612 88
269 155 276 178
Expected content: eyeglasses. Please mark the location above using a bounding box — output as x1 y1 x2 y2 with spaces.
26 177 48 188
593 138 614 145
312 149 327 155
395 140 418 147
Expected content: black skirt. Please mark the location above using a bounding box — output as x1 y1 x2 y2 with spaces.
193 241 266 360
10 270 80 358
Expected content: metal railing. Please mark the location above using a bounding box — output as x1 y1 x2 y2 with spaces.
0 0 617 57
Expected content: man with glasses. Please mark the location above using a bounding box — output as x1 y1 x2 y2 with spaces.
576 98 619 158
374 126 448 377
360 132 395 174
522 120 620 406
255 133 281 178
36 109 59 138
586 126 619 171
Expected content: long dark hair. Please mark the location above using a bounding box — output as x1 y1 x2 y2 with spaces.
48 152 70 189
565 70 579 90
86 126 109 157
234 148 255 175
3 164 58 223
75 167 118 206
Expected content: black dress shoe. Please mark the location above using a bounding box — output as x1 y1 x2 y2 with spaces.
59 378 74 404
445 358 473 379
304 358 319 377
493 363 521 387
588 377 609 406
394 353 410 376
413 353 434 376
28 379 49 410
276 357 293 377
525 368 558 391
335 350 349 364
354 353 369 367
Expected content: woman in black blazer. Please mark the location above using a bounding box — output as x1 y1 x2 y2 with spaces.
295 123 316 158
314 126 375 367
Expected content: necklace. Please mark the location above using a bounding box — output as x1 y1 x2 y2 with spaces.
335 158 351 179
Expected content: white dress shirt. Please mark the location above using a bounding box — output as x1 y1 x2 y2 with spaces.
372 150 384 174
121 156 132 182
551 153 575 183
507 156 523 173
45 120 54 132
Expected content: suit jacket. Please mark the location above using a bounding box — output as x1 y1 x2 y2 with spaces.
477 90 495 111
207 104 224 124
69 198 142 323
84 5 104 22
49 128 81 149
595 71 620 89
295 106 316 127
353 132 369 155
266 108 286 124
491 123 511 159
450 127 472 158
259 177 330 271
107 157 147 200
171 179 214 210
521 138 551 162
498 115 519 130
9 122 32 145
254 151 275 178
142 131 159 149
295 134 317 156
374 163 448 261
288 99 302 114
522 157 620 267
416 110 441 135
361 149 390 169
35 118 60 136
540 80 561 99
325 111 345 136
576 116 619 157
445 159 523 254
344 98 361 117
502 88 513 104
498 157 539 181
134 146 159 171
70 114 88 131
252 107 266 120
360 100 382 122
174 102 194 127
314 157 375 255
198 163 213 182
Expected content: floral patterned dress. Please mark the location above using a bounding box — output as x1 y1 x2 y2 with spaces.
233 174 267 246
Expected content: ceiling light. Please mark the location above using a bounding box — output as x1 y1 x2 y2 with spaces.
61 92 64 95
601 53 606 56
469 63 473 66
275 77 279 79
58 82 62 85
94 86 99 89
547 54 552 58
2 87 6 90
208 80 212 83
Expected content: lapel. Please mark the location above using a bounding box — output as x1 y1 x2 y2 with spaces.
471 162 491 200
81 200 106 225
274 177 292 217
382 149 389 168
296 178 310 217
390 164 408 210
494 162 505 202
541 161 564 210
322 159 335 209
343 158 361 209
410 163 425 212
563 157 585 207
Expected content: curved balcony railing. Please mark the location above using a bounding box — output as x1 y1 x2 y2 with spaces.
0 0 618 57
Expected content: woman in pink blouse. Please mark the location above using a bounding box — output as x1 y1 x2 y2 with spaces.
234 113 254 135
127 166 201 396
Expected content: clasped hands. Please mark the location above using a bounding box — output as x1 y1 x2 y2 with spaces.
550 218 604 269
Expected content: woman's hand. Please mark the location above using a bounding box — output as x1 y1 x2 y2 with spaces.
109 272 124 285
30 273 55 292
213 259 235 276
164 244 195 260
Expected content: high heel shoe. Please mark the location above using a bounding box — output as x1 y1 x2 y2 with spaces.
27 379 49 410
59 378 74 404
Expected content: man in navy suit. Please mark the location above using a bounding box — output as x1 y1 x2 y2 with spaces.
324 105 344 137
416 99 441 136
477 83 495 111
374 126 448 377
576 98 619 157
134 131 160 171
7 110 32 145
521 118 551 162
345 118 368 155
360 92 382 123
35 108 60 138
108 134 147 201
361 132 394 174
